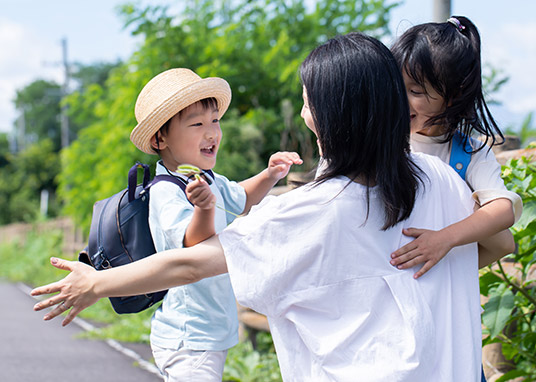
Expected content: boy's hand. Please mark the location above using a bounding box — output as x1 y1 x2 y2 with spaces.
186 177 216 210
390 228 454 279
267 151 303 181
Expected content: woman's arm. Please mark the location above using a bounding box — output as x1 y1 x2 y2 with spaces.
31 236 227 326
390 198 515 278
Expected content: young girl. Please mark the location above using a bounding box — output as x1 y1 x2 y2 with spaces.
389 16 523 278
33 32 483 381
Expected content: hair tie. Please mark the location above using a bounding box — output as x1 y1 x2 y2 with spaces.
447 17 465 31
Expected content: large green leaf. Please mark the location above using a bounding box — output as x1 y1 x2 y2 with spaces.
482 284 515 339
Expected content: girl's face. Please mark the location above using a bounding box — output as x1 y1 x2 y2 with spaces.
155 101 221 170
403 71 446 137
300 86 317 136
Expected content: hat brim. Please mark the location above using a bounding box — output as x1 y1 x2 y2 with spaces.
130 77 231 155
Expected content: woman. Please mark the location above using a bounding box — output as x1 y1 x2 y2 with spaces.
32 32 482 381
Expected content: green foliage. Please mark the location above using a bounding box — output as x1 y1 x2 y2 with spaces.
13 79 62 150
505 113 536 148
480 156 536 380
0 139 60 224
482 63 509 106
223 332 282 382
59 0 394 232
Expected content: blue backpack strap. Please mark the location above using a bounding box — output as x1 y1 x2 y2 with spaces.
449 132 472 181
151 174 188 190
150 174 194 206
128 163 151 202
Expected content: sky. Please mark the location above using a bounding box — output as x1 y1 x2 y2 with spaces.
1 0 535 134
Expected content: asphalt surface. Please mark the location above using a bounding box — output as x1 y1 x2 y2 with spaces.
0 281 163 382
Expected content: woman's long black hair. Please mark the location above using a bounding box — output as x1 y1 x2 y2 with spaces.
300 32 423 230
391 16 504 151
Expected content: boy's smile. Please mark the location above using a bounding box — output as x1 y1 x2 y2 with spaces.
157 101 221 171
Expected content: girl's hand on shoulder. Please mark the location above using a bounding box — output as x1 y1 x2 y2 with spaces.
186 177 216 210
390 228 454 279
267 151 303 181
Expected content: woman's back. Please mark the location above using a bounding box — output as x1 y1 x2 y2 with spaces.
220 153 481 381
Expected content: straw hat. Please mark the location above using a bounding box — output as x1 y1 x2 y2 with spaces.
130 68 232 155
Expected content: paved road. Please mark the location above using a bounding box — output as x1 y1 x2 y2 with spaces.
0 281 163 382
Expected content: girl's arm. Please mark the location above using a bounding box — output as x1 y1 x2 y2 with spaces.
239 151 302 213
31 236 227 326
477 228 516 268
390 198 515 278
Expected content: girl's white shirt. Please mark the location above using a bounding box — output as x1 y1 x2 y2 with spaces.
219 153 481 382
411 133 522 221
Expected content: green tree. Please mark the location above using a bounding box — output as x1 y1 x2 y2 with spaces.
13 80 62 151
0 139 60 224
60 0 396 231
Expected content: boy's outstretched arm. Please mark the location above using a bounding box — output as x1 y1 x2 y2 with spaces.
31 236 227 326
390 198 515 278
239 151 302 213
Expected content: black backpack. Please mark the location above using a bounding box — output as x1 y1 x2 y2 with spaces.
78 162 212 314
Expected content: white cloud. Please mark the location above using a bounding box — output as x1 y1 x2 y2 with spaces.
482 21 536 116
0 18 63 132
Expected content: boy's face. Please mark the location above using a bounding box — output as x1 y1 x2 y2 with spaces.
158 101 221 170
403 71 446 137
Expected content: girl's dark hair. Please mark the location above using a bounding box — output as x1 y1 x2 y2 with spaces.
391 15 504 151
300 32 423 230
153 97 218 153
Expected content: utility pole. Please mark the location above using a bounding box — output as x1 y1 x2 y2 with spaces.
60 37 70 148
433 0 451 22
17 109 26 152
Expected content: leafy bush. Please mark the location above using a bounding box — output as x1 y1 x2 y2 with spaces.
224 332 281 382
480 156 536 381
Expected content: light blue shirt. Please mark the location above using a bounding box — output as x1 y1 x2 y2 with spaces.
149 161 246 350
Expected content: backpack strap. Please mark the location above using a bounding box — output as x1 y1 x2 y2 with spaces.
128 163 151 202
150 175 188 192
141 166 216 205
449 132 472 181
149 174 192 205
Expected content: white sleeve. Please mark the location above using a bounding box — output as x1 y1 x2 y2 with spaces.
218 196 284 316
219 190 333 317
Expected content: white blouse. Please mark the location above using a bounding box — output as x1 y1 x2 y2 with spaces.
220 153 482 381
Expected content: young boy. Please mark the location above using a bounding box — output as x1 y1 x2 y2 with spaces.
130 68 302 381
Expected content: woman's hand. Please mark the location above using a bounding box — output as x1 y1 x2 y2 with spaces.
31 258 101 326
390 228 454 279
